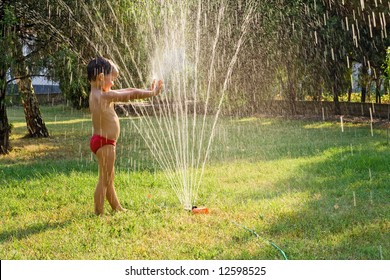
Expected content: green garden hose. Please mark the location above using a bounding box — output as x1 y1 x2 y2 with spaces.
232 221 288 260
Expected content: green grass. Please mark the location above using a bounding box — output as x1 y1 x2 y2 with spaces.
0 105 389 260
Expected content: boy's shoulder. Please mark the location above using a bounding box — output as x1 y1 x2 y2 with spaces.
90 89 104 99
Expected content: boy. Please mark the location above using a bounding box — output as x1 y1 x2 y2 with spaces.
87 56 163 215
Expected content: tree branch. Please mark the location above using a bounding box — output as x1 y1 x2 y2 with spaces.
6 74 54 85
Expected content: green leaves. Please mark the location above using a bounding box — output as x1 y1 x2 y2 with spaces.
48 46 88 109
0 5 18 26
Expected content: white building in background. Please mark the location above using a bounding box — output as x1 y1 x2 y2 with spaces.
350 62 385 93
6 71 61 96
29 75 61 95
351 62 361 92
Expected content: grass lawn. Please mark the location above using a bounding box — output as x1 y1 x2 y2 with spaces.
0 105 389 260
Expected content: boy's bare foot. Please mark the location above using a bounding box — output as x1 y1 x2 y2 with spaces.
113 206 128 213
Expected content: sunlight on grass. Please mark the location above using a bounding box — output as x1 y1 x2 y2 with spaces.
232 117 272 125
303 122 335 129
3 143 62 163
10 122 27 129
45 119 91 125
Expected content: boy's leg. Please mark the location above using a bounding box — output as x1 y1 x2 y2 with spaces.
95 145 122 215
103 145 124 211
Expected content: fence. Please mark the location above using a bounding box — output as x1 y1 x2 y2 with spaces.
115 100 390 119
255 100 390 119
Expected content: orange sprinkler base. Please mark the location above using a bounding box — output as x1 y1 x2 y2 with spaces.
191 206 209 214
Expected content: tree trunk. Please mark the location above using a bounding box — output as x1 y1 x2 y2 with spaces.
0 79 12 154
347 86 352 102
0 1 12 154
375 78 382 104
14 40 49 138
361 64 367 103
286 63 297 115
333 74 341 115
288 79 297 115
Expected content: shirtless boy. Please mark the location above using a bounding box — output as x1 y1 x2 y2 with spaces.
87 56 163 215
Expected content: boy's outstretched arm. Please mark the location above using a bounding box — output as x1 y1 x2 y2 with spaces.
104 80 163 102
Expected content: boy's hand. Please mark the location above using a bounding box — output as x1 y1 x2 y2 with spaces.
151 79 163 96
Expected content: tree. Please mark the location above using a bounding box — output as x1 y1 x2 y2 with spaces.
340 0 390 103
12 37 49 137
0 1 16 154
0 0 51 143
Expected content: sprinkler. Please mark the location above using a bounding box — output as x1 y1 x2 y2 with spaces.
191 206 209 214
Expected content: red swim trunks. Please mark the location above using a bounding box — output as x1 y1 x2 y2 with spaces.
90 134 116 154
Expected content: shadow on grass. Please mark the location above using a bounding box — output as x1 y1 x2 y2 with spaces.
1 159 96 188
0 220 72 243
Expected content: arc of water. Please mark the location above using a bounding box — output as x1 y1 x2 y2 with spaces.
54 0 256 210
193 2 256 204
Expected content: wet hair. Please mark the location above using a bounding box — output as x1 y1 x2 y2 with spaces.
87 56 112 81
